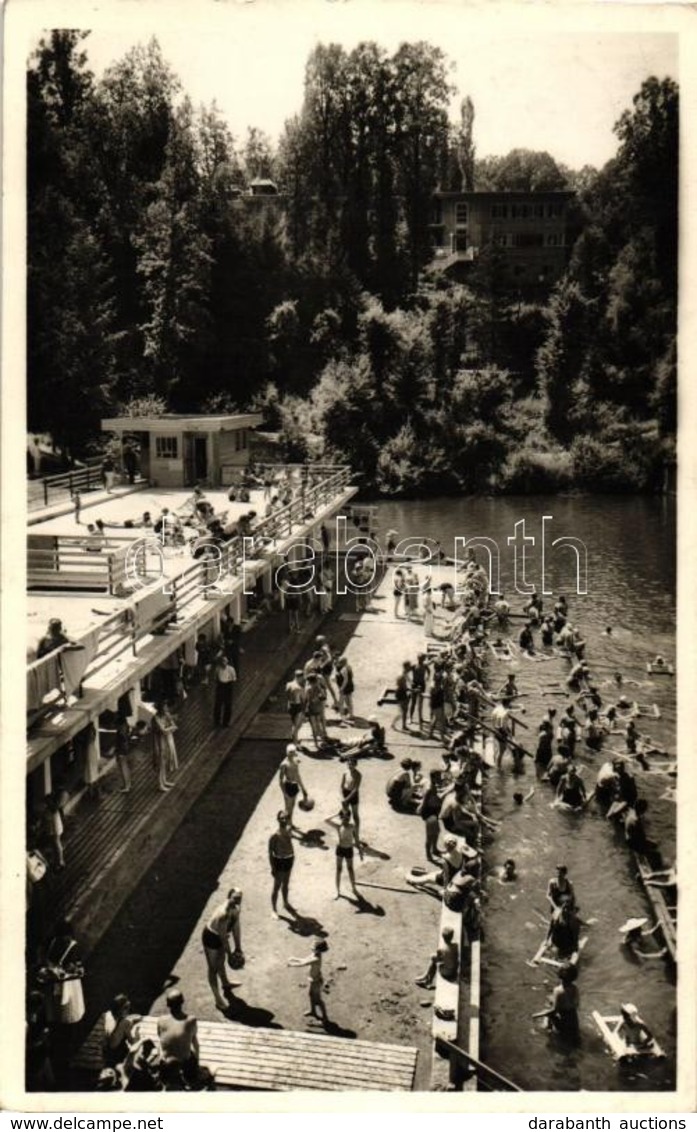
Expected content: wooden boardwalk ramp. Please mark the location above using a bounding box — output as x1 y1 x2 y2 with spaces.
75 1016 419 1092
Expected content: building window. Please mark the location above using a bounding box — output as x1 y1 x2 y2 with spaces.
533 204 545 218
511 204 531 219
155 436 178 460
491 203 508 219
455 202 468 225
547 202 563 218
235 430 248 452
514 232 544 248
493 232 511 247
546 233 564 247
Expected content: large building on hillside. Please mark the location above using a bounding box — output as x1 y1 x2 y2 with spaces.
429 189 576 287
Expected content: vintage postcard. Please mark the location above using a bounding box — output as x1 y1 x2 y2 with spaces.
2 0 695 1117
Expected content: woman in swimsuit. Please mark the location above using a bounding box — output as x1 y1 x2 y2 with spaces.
201 888 243 1011
278 744 308 827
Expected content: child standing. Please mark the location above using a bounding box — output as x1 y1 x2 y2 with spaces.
288 940 329 1025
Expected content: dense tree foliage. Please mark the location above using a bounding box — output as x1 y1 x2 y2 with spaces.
27 34 677 493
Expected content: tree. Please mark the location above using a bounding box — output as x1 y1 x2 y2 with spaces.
27 31 120 454
476 148 569 191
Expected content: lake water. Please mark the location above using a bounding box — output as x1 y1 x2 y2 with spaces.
371 495 677 1092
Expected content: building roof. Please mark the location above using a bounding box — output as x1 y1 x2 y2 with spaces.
101 413 264 434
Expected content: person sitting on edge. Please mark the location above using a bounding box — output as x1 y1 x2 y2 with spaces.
415 926 459 989
157 991 200 1088
545 745 570 789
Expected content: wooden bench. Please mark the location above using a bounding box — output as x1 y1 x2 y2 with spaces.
74 1016 419 1092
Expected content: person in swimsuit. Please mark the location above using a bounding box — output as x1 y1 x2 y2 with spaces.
409 654 429 728
201 888 243 1011
330 807 363 899
269 812 295 918
395 661 412 730
415 925 459 989
618 1003 654 1051
546 897 587 960
555 764 587 808
102 994 142 1070
315 636 340 710
547 865 576 911
157 990 200 1087
338 757 362 843
285 670 306 743
288 940 329 1024
279 744 308 827
545 963 580 1042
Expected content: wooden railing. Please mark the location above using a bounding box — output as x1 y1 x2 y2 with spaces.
27 459 105 511
27 464 355 708
28 535 144 595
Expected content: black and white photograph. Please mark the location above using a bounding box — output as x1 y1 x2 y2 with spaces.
3 0 694 1113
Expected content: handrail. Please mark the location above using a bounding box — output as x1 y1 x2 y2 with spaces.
27 464 354 695
28 460 105 510
434 1038 522 1092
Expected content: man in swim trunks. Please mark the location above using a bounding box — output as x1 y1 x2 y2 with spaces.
157 991 200 1086
618 1003 654 1051
279 744 309 828
285 670 306 743
269 812 295 918
518 622 535 655
491 698 513 768
201 888 243 1011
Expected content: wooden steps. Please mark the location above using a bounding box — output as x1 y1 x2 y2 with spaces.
74 1016 418 1092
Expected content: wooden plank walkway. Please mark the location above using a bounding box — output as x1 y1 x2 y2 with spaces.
74 1016 418 1092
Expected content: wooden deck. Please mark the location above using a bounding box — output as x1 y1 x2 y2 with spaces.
74 1016 419 1092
